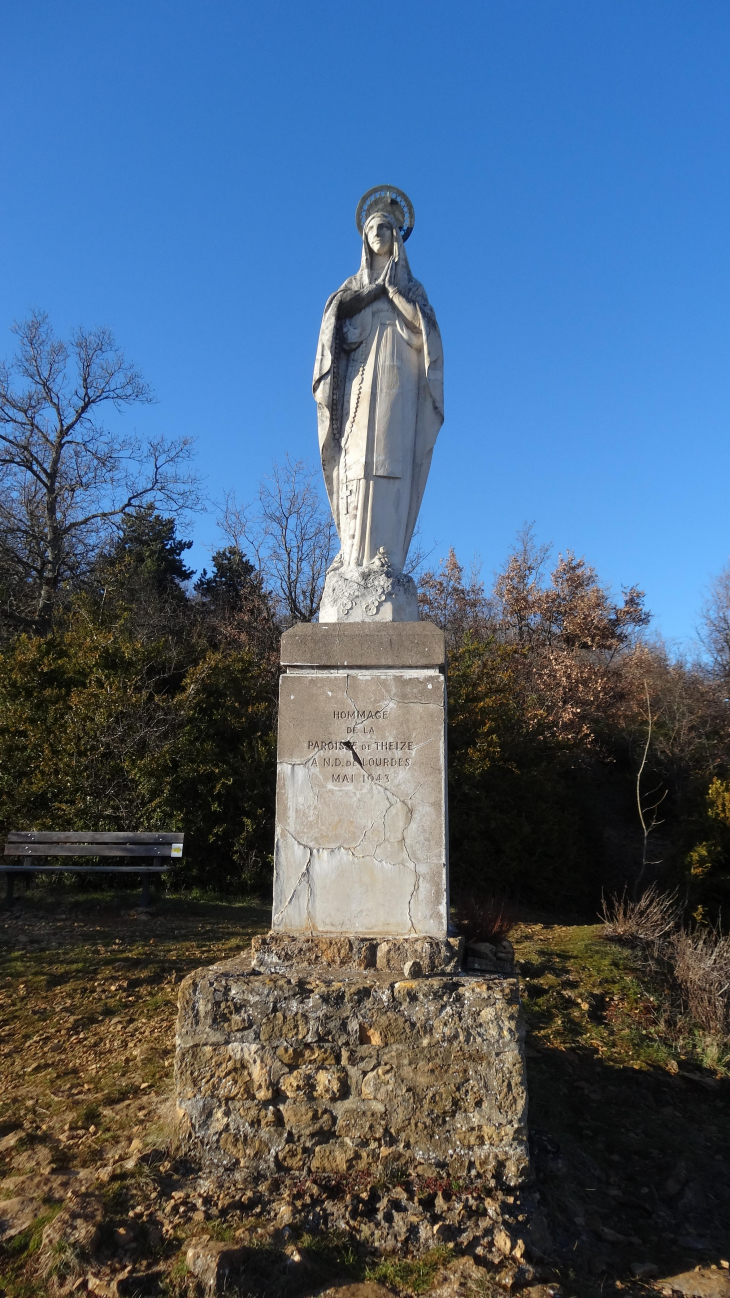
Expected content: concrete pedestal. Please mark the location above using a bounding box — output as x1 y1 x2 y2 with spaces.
273 622 449 937
174 620 529 1198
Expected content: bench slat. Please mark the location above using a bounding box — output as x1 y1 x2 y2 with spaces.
4 843 181 858
2 865 170 874
6 832 183 844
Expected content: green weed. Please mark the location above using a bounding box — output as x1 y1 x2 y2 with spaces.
297 1228 361 1276
366 1246 452 1293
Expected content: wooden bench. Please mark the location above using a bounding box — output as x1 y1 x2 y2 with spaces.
2 832 184 908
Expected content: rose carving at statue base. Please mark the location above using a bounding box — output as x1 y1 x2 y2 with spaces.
319 561 419 623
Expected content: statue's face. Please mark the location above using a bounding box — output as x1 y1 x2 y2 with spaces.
366 217 394 257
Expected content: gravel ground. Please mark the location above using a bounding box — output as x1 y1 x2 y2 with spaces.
1 892 729 1298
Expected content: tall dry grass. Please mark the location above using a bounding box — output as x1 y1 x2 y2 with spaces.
600 883 681 944
602 885 730 1042
670 926 730 1037
452 891 517 944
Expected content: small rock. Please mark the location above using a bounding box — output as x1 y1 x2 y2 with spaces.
599 1226 631 1244
0 1197 40 1244
631 1262 659 1279
186 1237 248 1294
659 1270 730 1297
113 1224 135 1247
114 1272 166 1297
87 1279 114 1297
315 1286 398 1298
42 1192 104 1257
0 1129 24 1153
403 959 423 978
467 941 496 959
495 1266 518 1292
495 1226 514 1255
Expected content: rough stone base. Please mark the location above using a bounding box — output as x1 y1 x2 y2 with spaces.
176 957 529 1187
251 932 464 975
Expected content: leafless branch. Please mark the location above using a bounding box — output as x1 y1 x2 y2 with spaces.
219 456 336 625
0 311 200 632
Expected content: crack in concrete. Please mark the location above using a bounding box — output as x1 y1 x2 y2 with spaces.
272 829 314 928
275 672 444 935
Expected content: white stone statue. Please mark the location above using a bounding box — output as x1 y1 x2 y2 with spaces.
313 186 444 622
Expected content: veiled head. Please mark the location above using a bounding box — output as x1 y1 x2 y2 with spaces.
365 213 395 257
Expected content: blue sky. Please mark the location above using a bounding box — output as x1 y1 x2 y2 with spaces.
1 1 729 646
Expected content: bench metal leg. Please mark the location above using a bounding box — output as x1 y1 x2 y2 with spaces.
140 875 151 909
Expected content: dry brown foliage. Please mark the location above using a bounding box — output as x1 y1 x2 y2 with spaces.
452 891 518 944
670 925 730 1036
601 884 682 944
420 526 651 754
417 547 492 647
602 888 730 1041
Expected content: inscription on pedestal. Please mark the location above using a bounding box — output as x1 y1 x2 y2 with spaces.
273 667 448 937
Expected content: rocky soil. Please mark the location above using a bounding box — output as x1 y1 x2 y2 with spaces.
0 893 729 1297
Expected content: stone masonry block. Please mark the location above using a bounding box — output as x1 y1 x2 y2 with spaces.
175 957 529 1187
251 932 464 974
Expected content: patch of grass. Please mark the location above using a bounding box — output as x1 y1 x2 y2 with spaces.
0 1206 63 1298
517 922 682 1070
297 1227 361 1276
4 1207 62 1260
99 1179 130 1214
365 1246 452 1294
73 1101 101 1128
370 1163 411 1194
204 1219 237 1242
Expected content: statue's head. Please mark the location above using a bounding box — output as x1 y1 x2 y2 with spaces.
356 188 416 289
365 213 395 258
356 186 414 244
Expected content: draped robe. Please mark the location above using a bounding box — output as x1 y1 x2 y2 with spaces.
313 223 444 574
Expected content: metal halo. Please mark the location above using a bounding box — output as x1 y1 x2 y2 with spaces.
356 185 415 242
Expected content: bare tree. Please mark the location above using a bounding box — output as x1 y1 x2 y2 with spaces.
633 679 668 896
699 560 730 678
220 456 336 624
0 311 198 633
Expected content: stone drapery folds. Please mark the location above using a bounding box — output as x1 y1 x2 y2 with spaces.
313 200 443 620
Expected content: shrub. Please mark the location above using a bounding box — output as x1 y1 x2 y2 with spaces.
669 925 730 1036
601 884 681 944
451 891 517 944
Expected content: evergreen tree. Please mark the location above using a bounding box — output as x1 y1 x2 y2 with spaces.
195 546 257 612
103 505 194 595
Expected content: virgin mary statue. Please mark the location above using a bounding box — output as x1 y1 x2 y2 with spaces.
313 187 444 622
